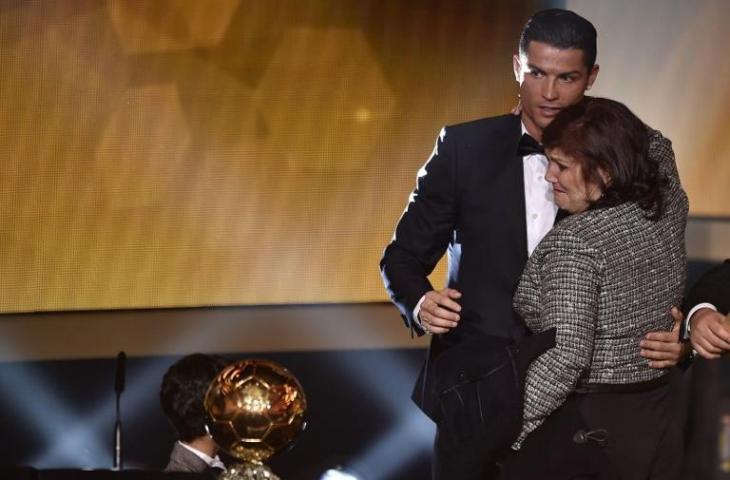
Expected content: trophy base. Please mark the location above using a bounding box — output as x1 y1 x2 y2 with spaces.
219 462 280 480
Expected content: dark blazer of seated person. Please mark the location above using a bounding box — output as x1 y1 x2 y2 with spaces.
165 442 220 475
685 260 730 359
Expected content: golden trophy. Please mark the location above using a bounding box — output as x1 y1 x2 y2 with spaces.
204 359 307 480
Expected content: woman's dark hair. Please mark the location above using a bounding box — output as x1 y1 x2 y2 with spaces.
542 97 665 220
519 9 597 68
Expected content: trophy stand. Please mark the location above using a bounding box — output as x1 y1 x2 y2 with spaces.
219 461 280 480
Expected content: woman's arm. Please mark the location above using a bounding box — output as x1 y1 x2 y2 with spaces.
514 231 602 447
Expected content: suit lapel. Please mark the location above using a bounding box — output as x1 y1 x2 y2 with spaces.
506 119 528 266
489 116 528 289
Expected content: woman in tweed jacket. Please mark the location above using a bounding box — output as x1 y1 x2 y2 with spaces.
501 98 688 479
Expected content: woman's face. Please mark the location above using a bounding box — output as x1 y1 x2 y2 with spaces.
545 148 605 213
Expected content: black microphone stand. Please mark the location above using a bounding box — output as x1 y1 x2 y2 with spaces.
113 351 126 470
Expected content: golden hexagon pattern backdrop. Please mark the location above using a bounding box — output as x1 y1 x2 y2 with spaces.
1 1 725 313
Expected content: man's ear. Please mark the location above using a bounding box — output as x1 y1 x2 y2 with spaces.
586 64 600 90
513 54 522 83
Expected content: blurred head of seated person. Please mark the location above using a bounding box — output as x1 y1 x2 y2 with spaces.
160 353 230 473
542 96 665 218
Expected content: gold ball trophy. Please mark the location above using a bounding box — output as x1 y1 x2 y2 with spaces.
204 359 307 480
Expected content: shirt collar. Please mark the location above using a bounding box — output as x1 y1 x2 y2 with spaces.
178 441 225 470
520 121 546 159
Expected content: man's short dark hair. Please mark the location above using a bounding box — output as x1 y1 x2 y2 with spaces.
519 9 597 68
160 353 230 442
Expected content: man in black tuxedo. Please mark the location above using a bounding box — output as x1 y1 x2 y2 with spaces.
380 9 685 479
682 260 730 477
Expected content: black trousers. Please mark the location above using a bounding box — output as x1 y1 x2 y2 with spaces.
433 428 500 480
427 331 560 480
500 382 682 480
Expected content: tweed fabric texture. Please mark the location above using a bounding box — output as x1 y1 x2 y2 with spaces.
513 130 688 447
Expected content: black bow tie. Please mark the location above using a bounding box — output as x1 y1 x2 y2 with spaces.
517 133 545 156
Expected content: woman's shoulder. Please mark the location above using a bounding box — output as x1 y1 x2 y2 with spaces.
536 203 645 256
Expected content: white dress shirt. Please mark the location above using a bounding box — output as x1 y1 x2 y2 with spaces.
684 302 718 338
521 123 558 256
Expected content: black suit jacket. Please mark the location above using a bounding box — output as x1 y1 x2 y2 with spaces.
380 114 534 413
684 259 730 315
381 114 529 343
681 260 730 479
